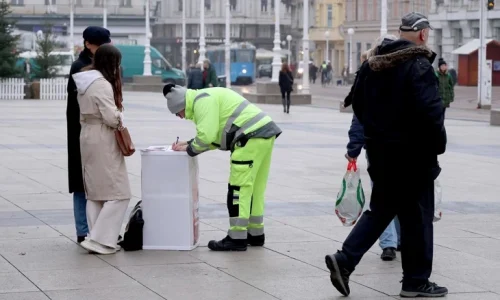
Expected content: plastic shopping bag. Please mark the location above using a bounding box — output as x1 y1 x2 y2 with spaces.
433 180 442 222
335 161 366 226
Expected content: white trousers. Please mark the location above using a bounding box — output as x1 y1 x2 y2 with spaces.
86 199 130 248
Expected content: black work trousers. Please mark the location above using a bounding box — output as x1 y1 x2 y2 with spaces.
341 157 435 283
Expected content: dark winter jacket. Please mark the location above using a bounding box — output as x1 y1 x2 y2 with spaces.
203 64 218 88
436 70 454 107
66 49 93 193
278 70 294 92
346 115 365 159
187 67 204 89
351 39 446 178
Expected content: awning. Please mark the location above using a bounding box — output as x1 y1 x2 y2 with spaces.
451 39 494 55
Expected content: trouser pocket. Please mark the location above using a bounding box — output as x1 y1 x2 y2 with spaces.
227 160 253 218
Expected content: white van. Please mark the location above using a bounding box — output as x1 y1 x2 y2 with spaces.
19 50 75 78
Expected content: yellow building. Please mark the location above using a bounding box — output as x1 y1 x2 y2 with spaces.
309 0 345 76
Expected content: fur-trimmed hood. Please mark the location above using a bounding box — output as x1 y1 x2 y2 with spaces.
368 40 435 71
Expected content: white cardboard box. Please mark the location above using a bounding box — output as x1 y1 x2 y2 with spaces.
140 146 200 250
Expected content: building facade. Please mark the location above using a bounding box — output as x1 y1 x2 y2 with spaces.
8 0 152 51
343 0 431 72
428 0 500 69
309 0 345 75
153 0 293 66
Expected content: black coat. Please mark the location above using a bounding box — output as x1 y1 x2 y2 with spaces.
66 49 93 193
351 39 446 178
187 67 203 89
278 70 294 92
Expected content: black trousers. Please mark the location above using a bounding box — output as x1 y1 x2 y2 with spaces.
281 89 291 108
341 159 435 283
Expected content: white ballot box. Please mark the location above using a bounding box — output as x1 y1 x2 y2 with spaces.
140 146 200 250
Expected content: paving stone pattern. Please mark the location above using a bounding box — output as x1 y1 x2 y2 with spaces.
0 92 499 300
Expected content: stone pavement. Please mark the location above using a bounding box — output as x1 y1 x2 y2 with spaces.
0 92 499 300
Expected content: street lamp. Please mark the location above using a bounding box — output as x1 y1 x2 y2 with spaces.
225 0 231 88
324 30 330 63
381 0 387 35
347 28 354 75
302 0 310 94
143 0 152 76
198 0 206 65
271 0 282 83
69 0 74 53
286 35 292 65
181 0 186 74
103 0 107 28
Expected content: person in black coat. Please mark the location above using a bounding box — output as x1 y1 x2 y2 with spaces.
66 26 111 243
278 62 294 114
187 63 204 89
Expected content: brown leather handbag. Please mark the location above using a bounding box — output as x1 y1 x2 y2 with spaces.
115 122 135 156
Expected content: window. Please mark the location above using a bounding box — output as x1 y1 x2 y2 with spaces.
346 0 354 21
258 25 272 38
120 0 131 7
245 25 257 39
10 0 24 5
175 24 182 38
231 24 240 38
230 0 237 11
356 42 361 66
496 28 500 41
261 0 268 12
367 0 373 20
187 24 199 38
453 28 463 48
205 0 211 11
45 0 56 5
358 0 365 21
471 28 479 38
94 0 102 6
178 0 182 11
366 43 372 51
206 24 214 37
327 4 333 27
234 50 255 63
76 0 82 5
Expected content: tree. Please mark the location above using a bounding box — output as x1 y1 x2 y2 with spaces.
0 1 20 78
33 24 63 79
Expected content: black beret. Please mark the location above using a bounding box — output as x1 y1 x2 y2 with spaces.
83 26 111 46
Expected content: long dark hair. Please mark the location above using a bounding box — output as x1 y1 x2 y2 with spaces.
281 62 290 73
87 44 123 111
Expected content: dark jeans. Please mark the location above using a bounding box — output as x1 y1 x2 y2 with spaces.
281 89 291 110
341 162 435 283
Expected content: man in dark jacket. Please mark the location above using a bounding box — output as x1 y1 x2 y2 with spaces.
325 13 448 298
66 26 111 243
187 63 204 89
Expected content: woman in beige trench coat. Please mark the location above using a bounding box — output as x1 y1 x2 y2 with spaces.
72 44 131 255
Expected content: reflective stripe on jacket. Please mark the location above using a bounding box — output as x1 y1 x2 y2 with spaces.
185 87 281 156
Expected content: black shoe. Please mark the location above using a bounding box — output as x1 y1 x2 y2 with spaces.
325 251 352 296
77 236 86 244
381 247 397 261
400 281 448 298
247 233 265 246
208 236 247 251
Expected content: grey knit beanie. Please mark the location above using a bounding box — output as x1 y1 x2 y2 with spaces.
163 84 187 114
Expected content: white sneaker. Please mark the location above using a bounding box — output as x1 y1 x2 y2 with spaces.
80 239 117 255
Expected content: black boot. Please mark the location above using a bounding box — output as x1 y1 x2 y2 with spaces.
400 281 448 298
208 236 247 251
247 233 265 246
282 99 286 113
325 251 353 296
381 247 397 261
77 236 86 244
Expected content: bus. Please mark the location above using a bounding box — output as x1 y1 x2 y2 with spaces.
206 42 256 85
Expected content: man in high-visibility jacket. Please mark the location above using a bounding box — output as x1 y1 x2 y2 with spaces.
163 84 282 251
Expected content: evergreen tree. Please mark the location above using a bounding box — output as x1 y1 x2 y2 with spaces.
0 0 20 78
33 24 63 79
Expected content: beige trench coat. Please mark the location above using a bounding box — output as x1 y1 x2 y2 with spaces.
73 70 131 201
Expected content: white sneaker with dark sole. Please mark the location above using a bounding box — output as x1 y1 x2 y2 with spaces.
80 239 117 255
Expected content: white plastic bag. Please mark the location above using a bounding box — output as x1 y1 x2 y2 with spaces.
335 161 366 226
433 179 442 222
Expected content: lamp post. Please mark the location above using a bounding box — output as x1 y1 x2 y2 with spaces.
103 0 107 28
198 0 206 65
381 0 387 35
69 0 74 53
478 0 490 108
347 28 354 74
271 0 282 83
143 0 152 76
181 0 186 74
225 0 231 88
286 35 292 65
302 0 310 94
324 30 330 62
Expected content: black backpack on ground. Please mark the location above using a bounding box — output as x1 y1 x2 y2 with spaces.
118 200 144 251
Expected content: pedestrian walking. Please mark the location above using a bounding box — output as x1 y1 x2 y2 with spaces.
344 34 402 262
187 63 204 89
436 58 455 116
66 26 111 244
278 62 294 114
72 44 131 255
325 13 448 298
163 84 282 251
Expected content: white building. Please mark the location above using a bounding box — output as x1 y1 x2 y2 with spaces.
428 0 500 68
8 0 154 51
153 0 293 66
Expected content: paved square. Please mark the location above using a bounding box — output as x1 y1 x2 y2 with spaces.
0 91 499 299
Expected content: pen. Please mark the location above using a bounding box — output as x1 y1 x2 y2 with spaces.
176 137 179 144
